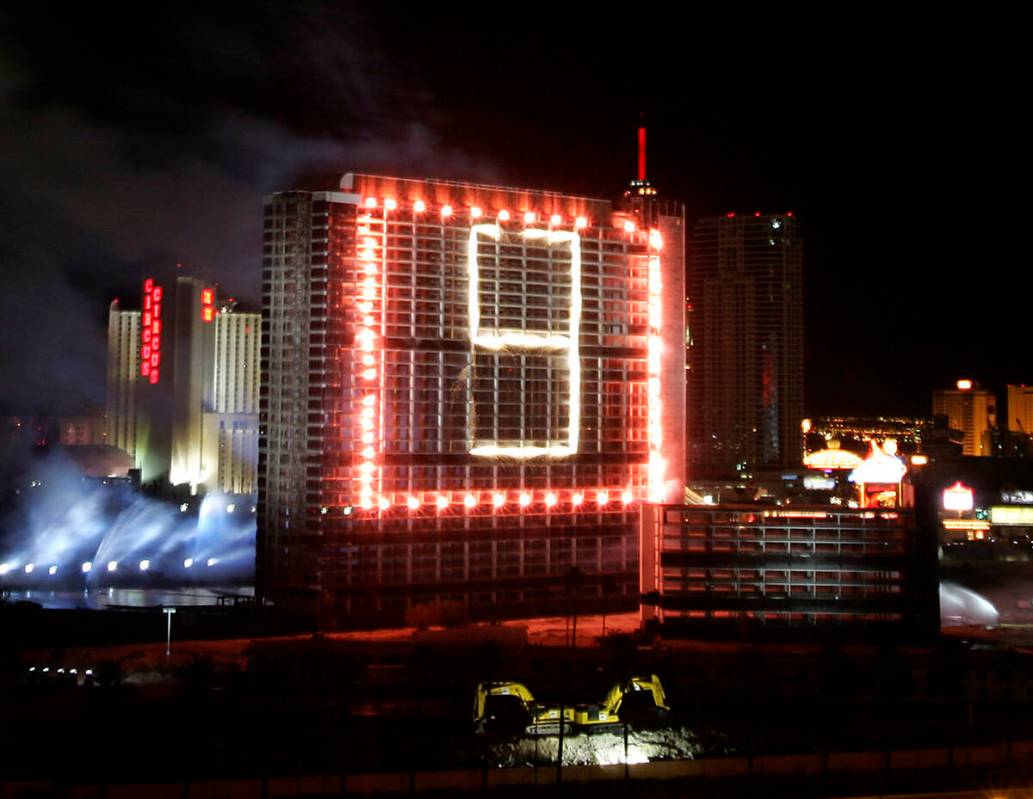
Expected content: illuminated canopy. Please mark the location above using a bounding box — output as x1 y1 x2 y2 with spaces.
804 448 864 470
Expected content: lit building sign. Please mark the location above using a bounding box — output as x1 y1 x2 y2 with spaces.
942 518 990 532
990 506 1033 526
942 481 974 512
1001 490 1033 505
201 287 215 323
140 278 162 384
803 475 836 491
466 224 581 458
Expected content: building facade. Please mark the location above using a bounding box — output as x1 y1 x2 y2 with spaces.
932 380 994 457
105 301 141 460
687 213 804 479
258 173 685 619
640 503 939 635
1007 384 1033 434
202 305 261 494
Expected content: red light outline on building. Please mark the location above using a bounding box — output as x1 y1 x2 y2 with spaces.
347 198 661 515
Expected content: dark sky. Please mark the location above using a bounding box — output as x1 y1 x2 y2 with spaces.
1 4 1028 417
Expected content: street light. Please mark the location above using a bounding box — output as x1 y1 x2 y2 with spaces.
162 607 176 658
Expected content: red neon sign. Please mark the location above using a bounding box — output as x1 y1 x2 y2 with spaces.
201 286 215 323
140 278 163 382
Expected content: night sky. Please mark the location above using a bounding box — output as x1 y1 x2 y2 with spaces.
1 5 1028 418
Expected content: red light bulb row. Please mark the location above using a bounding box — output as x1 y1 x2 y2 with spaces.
355 212 384 510
361 197 596 231
354 488 638 515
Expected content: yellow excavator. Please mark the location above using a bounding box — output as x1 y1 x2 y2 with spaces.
473 675 669 736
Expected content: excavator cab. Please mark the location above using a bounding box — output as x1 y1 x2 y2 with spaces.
612 674 670 726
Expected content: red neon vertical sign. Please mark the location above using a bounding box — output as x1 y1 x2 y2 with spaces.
201 287 215 322
141 277 162 383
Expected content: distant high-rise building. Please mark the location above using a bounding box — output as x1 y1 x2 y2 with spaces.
105 277 260 492
933 380 995 456
258 172 686 619
202 304 261 494
167 276 217 488
1006 384 1033 434
687 212 804 478
105 301 141 460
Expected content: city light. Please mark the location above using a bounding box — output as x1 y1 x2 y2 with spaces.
436 495 450 511
575 216 588 229
441 204 453 218
384 198 397 211
470 206 482 218
81 561 92 573
407 496 421 511
183 558 194 568
413 199 426 213
518 492 532 508
24 563 34 574
572 493 584 507
0 563 11 576
206 558 218 567
48 565 57 576
497 209 510 222
139 559 150 571
107 560 117 572
597 491 610 506
492 493 506 509
956 379 973 391
550 213 562 226
523 211 536 224
544 492 558 508
464 494 478 509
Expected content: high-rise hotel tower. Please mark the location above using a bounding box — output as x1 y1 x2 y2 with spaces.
687 213 804 478
258 173 685 619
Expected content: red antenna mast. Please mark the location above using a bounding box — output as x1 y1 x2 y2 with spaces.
637 124 647 182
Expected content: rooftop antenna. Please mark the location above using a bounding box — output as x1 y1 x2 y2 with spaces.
637 116 647 182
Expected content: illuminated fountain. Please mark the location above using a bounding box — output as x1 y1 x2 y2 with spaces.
0 455 254 589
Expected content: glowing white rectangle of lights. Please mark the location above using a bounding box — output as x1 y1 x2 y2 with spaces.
467 224 581 457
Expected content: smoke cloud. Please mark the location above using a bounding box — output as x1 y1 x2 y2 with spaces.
0 5 500 415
